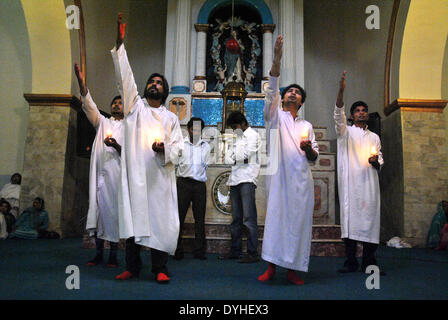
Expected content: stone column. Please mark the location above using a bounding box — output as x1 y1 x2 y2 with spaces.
193 24 209 93
171 0 192 94
278 0 305 119
381 99 448 247
261 24 275 93
278 0 296 88
22 94 88 238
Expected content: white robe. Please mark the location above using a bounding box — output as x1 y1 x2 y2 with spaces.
111 44 183 255
334 106 383 244
261 76 319 272
82 91 123 243
0 214 7 240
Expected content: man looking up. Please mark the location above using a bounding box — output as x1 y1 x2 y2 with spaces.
334 71 384 275
259 35 319 285
111 14 183 284
74 63 122 268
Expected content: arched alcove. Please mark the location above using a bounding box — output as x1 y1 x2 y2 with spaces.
197 0 273 25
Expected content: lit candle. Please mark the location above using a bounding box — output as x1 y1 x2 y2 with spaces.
370 146 378 156
301 131 309 141
153 129 163 144
106 129 113 138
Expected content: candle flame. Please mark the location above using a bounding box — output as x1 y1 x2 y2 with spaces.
370 146 377 156
301 131 308 140
106 129 112 138
151 128 163 144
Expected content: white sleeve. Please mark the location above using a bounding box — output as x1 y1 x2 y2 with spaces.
334 105 347 137
111 44 140 116
80 90 102 129
264 76 281 122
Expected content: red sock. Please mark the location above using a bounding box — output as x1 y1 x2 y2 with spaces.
156 273 170 283
287 270 304 285
258 263 276 282
115 270 134 280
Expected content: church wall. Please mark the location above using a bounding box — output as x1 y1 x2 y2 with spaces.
73 0 167 113
304 0 394 145
380 110 404 243
0 1 32 180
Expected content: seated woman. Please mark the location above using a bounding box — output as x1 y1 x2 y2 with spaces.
0 199 16 235
0 173 22 218
427 200 448 248
10 197 49 240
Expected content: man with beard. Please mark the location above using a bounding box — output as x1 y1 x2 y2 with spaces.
112 14 183 284
258 35 319 285
74 63 123 268
334 71 384 274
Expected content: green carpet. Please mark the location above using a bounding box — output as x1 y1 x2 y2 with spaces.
1 238 447 300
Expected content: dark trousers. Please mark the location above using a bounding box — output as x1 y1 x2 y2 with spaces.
125 237 168 276
343 238 378 271
230 182 258 256
175 177 207 256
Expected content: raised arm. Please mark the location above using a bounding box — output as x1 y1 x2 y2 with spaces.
111 13 139 115
75 63 101 128
264 35 283 122
334 71 348 137
270 35 282 77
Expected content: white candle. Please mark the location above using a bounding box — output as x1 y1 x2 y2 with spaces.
152 128 163 144
301 130 308 141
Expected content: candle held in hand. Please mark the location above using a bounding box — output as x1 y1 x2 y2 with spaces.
301 131 308 140
106 129 113 138
370 146 378 156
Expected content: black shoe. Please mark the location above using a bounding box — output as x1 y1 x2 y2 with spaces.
238 254 260 263
337 266 358 273
218 252 241 260
173 251 184 260
87 253 103 266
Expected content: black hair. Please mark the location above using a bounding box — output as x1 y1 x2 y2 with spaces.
144 73 170 104
10 173 21 184
281 84 306 104
0 199 11 212
110 95 122 106
227 111 248 127
350 101 369 115
34 197 45 210
187 117 205 130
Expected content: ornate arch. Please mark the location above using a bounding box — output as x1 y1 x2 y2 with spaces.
197 0 273 24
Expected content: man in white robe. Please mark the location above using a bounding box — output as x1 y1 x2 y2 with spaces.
259 36 319 285
74 64 123 268
334 71 384 274
112 14 183 284
0 173 21 218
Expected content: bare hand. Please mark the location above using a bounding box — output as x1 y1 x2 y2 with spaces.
104 137 117 147
273 35 283 63
339 70 347 91
152 141 165 153
116 13 126 47
74 63 87 96
368 154 379 165
300 139 312 151
270 35 283 77
336 70 347 108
